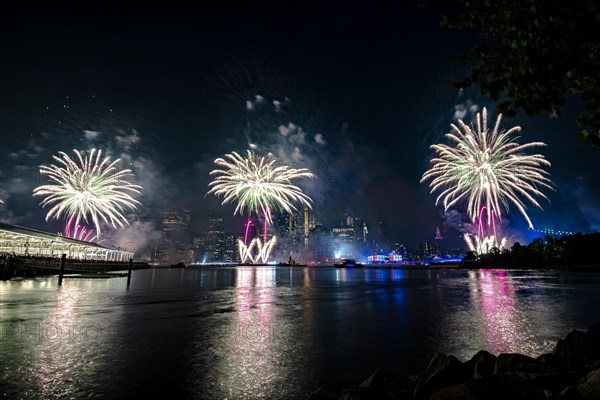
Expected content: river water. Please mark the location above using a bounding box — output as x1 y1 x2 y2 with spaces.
1 267 599 399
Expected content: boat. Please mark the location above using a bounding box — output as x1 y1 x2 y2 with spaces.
334 259 364 268
277 262 308 267
170 261 186 268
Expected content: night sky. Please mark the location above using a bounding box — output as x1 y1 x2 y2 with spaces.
0 2 598 251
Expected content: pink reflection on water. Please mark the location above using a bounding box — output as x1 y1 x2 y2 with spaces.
216 267 278 398
471 270 537 355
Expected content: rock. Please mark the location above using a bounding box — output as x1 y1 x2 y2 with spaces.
554 330 599 370
537 352 566 369
588 323 600 339
511 366 579 395
575 368 600 400
305 387 340 400
588 323 600 356
413 353 469 400
465 350 497 379
556 385 580 399
358 367 415 398
432 375 546 400
494 353 539 375
430 384 469 400
340 385 402 400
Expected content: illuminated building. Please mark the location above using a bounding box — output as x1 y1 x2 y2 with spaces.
277 213 290 238
367 253 402 263
434 227 443 256
304 207 309 248
205 212 225 262
224 233 243 263
418 240 437 259
332 225 355 245
0 221 133 261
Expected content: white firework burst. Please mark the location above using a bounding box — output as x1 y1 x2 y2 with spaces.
207 149 315 224
421 107 553 228
33 148 142 238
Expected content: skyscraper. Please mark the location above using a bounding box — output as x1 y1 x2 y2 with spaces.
304 207 309 248
154 205 191 264
205 212 225 262
224 233 241 263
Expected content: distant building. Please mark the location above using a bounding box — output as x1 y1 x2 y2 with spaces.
277 213 291 239
304 207 309 248
332 225 355 245
205 212 225 262
376 211 389 251
154 206 191 264
434 227 446 257
191 236 205 263
393 243 408 258
418 241 438 259
224 233 243 263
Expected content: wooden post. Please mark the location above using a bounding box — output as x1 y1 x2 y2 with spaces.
58 254 66 285
127 258 133 287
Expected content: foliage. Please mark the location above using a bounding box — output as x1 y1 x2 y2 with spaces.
476 232 600 267
443 0 600 146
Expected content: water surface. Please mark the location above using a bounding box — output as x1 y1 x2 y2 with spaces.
1 267 599 399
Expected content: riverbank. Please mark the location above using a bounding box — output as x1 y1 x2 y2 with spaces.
307 322 600 400
359 264 600 271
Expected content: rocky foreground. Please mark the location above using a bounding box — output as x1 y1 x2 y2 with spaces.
306 323 600 400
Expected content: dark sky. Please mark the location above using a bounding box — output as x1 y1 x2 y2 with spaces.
0 1 598 251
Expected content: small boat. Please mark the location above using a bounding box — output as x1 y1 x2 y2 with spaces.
170 261 186 268
334 259 364 268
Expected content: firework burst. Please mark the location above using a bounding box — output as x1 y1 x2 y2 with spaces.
421 107 553 228
207 149 315 224
33 148 142 238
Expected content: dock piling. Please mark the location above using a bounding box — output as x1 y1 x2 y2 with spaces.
127 258 133 287
58 254 66 285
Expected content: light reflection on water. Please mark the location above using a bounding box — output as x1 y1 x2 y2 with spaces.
1 268 600 399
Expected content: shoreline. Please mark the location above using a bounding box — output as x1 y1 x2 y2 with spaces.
3 261 599 280
307 322 600 400
0 255 150 280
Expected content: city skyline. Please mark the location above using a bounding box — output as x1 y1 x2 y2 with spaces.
149 205 468 264
0 2 598 255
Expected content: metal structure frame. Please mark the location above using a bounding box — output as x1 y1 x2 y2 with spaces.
0 222 133 261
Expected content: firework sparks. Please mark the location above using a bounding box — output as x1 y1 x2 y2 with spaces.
207 149 315 224
33 148 142 238
421 107 553 228
208 149 314 263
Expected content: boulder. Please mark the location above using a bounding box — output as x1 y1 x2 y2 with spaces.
554 330 599 370
575 368 600 400
587 323 600 339
430 384 469 400
432 375 546 400
511 366 579 395
358 367 415 399
465 350 497 379
588 323 600 355
305 387 340 400
340 385 404 400
494 353 539 375
537 352 567 369
413 353 469 400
